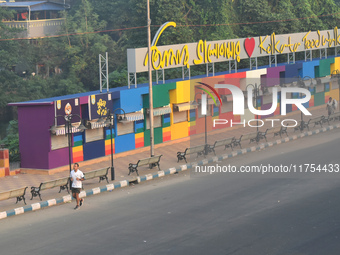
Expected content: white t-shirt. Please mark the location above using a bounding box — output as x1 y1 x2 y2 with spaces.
70 169 84 188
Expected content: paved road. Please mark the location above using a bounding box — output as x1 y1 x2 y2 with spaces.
1 130 340 255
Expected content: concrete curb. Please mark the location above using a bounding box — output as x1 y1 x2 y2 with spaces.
1 123 339 220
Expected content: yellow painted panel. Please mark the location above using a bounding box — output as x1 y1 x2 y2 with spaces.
176 80 191 103
0 159 9 168
162 126 171 133
329 89 340 101
169 88 177 104
331 57 340 73
189 121 196 127
105 139 114 146
135 133 144 139
190 78 200 101
0 168 5 178
72 146 83 153
171 122 189 140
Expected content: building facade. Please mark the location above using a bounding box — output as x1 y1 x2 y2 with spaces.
9 56 340 170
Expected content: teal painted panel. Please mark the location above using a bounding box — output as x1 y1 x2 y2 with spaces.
154 127 163 145
319 58 334 77
314 92 325 106
144 83 176 108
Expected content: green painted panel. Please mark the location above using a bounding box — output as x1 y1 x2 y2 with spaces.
144 129 150 147
163 122 170 128
319 58 334 77
143 127 163 146
314 66 320 78
154 127 163 145
136 127 144 133
74 141 82 147
314 92 325 106
144 83 176 108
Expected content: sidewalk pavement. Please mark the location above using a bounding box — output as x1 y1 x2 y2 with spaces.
0 105 336 213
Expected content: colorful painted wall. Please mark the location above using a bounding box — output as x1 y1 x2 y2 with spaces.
12 56 340 170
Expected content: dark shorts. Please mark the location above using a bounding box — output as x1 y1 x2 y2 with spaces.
72 188 81 194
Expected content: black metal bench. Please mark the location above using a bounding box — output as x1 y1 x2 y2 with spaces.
31 177 69 201
232 132 258 149
255 129 270 143
84 167 109 183
128 155 162 176
273 126 288 138
294 119 311 132
310 116 325 128
177 144 206 163
0 186 28 205
207 137 235 155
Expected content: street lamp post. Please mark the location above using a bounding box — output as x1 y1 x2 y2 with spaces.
146 0 155 157
192 92 210 155
100 108 128 181
246 83 266 133
50 114 87 188
296 76 313 131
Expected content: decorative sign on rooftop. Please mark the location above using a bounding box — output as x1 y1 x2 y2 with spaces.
127 25 340 73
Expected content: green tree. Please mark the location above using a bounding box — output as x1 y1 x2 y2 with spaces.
1 120 20 162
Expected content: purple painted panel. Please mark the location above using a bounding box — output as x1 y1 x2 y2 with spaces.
48 147 70 169
260 103 275 118
79 96 88 105
266 66 285 87
18 105 54 169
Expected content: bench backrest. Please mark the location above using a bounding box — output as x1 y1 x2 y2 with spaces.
84 171 96 179
54 177 69 187
330 112 340 118
85 168 108 179
269 127 281 134
242 132 258 141
95 168 109 177
310 116 324 123
138 155 162 166
214 137 235 147
0 187 27 201
40 180 58 191
186 145 206 155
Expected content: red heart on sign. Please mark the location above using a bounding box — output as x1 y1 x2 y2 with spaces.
244 38 255 58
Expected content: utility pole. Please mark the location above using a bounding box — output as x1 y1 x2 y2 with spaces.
147 0 154 157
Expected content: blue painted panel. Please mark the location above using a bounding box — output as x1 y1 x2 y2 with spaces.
302 60 319 78
119 87 149 113
73 134 83 142
325 83 330 92
163 113 170 124
213 105 219 113
105 128 115 137
285 63 303 81
83 139 105 161
115 133 135 153
135 119 144 131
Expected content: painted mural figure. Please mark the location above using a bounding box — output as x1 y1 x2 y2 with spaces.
326 97 337 116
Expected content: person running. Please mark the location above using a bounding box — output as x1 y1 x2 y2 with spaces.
70 163 85 210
